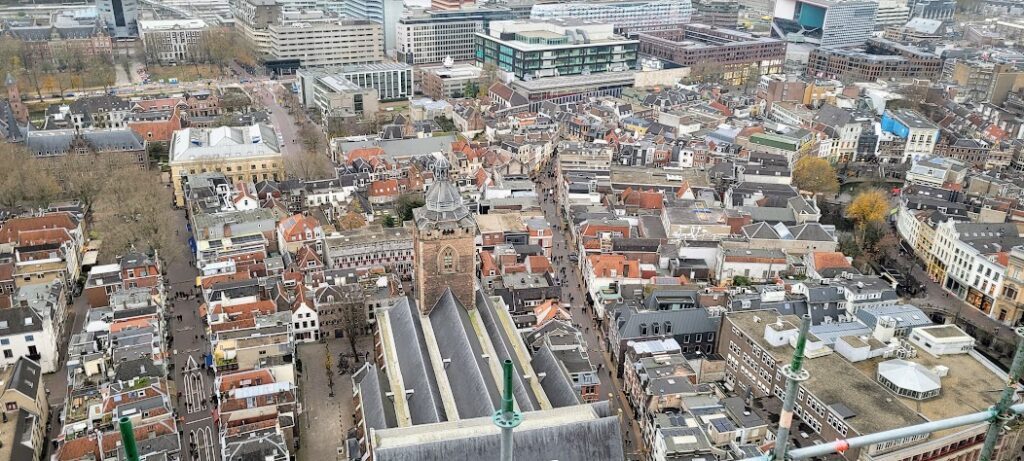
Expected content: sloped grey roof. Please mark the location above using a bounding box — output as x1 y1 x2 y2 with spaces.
530 345 580 408
788 223 835 241
0 306 43 336
475 291 541 412
615 306 719 340
372 405 624 461
6 357 41 400
427 288 499 419
26 129 143 156
352 363 398 431
743 222 781 239
386 297 447 424
8 26 51 41
813 104 854 131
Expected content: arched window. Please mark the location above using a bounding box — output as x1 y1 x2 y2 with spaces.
440 247 456 272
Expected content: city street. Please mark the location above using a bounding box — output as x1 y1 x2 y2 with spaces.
164 208 218 461
533 159 645 459
907 263 1019 368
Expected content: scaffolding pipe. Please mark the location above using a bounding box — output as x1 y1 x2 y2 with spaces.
772 314 811 461
118 416 140 461
494 359 523 461
739 404 1024 461
981 330 1024 461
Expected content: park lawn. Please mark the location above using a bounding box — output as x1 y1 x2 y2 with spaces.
147 64 225 82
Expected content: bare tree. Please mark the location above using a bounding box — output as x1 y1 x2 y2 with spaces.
96 169 184 265
335 283 369 356
0 144 60 208
286 148 332 180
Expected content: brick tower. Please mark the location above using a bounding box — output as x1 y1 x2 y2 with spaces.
5 73 27 123
413 156 477 313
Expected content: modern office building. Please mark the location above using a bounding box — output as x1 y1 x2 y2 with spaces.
339 0 403 51
419 62 484 99
529 0 693 35
96 0 139 37
806 37 943 82
233 0 282 56
771 0 878 48
296 63 414 105
311 76 380 118
397 7 514 65
267 16 384 70
875 0 910 29
692 0 740 28
139 19 210 64
636 24 785 87
475 20 638 80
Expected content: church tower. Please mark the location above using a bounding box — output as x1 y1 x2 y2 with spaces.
5 73 27 123
413 156 477 313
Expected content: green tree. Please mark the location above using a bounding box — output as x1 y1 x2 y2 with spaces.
382 215 396 228
793 156 840 196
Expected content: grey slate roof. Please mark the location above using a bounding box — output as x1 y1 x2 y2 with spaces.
530 344 581 408
614 305 719 340
427 288 500 419
475 291 541 412
352 363 398 431
26 129 143 157
5 357 41 399
385 297 447 424
0 306 43 336
789 223 835 241
10 409 38 461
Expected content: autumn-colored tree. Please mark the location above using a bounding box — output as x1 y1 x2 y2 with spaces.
793 156 839 196
847 189 890 241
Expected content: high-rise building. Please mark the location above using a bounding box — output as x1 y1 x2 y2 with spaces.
476 20 638 80
233 0 282 57
771 0 878 48
267 17 384 69
529 0 693 34
340 0 403 51
396 6 513 64
96 0 139 37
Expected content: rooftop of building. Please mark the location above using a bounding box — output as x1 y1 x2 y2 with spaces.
138 19 209 30
170 124 281 163
727 310 926 435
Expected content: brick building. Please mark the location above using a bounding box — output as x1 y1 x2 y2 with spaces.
412 157 477 312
